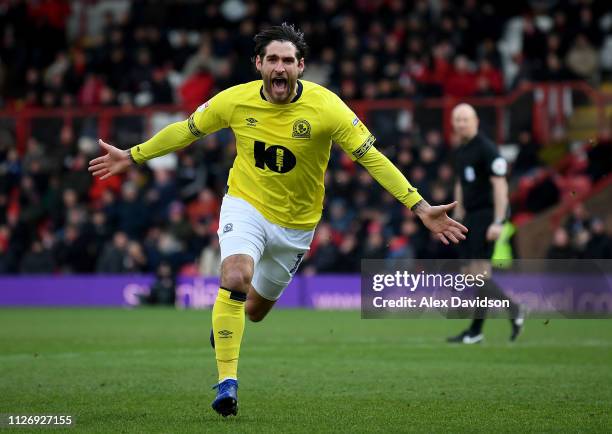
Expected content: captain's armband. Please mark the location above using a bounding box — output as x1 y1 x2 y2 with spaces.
352 135 375 160
187 114 204 137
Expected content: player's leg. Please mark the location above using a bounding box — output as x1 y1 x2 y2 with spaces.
211 254 254 417
248 224 314 321
449 208 520 342
465 259 491 337
245 285 276 322
211 195 266 416
470 210 523 339
469 259 524 340
213 254 253 381
448 211 488 344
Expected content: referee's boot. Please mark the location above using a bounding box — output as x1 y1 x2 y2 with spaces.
212 379 238 417
447 329 483 344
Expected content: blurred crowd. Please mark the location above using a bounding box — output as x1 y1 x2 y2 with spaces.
0 0 611 275
547 205 612 259
1 0 611 109
1 123 610 275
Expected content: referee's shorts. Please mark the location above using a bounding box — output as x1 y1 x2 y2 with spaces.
460 208 494 260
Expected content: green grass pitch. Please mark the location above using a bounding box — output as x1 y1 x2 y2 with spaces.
1 308 611 433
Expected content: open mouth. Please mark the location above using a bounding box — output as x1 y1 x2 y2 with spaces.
271 77 288 94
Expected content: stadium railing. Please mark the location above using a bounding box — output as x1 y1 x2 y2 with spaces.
1 81 611 154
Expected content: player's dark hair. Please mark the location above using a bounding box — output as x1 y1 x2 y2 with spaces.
253 23 308 63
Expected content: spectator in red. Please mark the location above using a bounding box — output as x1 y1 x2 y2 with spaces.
429 42 453 84
179 66 214 112
474 59 503 96
78 73 105 106
187 189 220 225
89 175 122 203
444 55 477 97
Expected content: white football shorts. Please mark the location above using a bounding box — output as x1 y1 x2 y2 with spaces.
217 194 315 301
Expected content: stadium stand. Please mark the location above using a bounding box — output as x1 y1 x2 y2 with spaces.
0 0 611 274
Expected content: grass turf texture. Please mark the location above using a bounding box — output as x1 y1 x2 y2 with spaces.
0 309 611 433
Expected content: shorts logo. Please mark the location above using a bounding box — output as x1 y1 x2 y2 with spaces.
352 117 359 126
292 119 311 139
223 223 233 233
289 253 305 275
218 329 233 339
352 135 375 159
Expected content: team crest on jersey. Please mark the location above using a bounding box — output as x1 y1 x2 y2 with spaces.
292 119 311 139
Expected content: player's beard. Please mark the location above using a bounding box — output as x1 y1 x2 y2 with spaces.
264 74 296 104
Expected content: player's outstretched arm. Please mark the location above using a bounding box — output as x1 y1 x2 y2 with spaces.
88 118 197 179
357 147 467 245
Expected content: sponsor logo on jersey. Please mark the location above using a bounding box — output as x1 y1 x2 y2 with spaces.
352 135 375 159
254 141 297 173
246 117 258 127
292 119 311 138
223 223 233 233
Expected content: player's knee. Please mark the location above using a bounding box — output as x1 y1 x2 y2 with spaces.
221 268 252 292
246 309 267 322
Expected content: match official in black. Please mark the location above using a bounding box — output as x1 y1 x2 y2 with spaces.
447 104 523 344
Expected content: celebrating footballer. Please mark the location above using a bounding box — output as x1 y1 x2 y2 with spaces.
89 23 468 417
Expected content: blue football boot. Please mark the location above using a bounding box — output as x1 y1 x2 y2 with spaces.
211 379 238 417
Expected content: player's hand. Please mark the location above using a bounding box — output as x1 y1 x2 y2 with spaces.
452 204 465 222
486 223 503 241
88 139 133 180
412 200 468 245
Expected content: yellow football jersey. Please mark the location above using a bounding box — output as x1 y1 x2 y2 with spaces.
188 80 376 230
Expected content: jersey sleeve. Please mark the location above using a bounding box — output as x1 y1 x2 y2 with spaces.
327 93 376 161
483 141 508 177
187 87 235 138
358 147 423 209
129 87 236 164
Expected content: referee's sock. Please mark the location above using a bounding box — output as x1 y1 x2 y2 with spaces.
212 287 246 382
469 279 519 334
481 279 520 318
